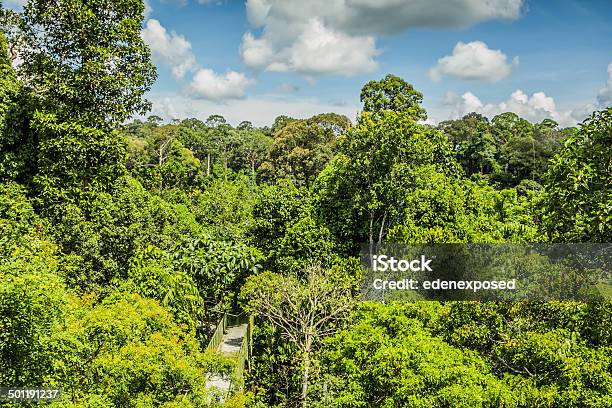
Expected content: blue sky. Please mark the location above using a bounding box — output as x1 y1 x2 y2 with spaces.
7 0 612 126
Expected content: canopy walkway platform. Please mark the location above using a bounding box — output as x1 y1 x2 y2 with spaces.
205 313 253 401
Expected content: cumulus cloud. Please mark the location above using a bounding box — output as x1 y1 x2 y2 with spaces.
240 33 277 69
444 90 581 127
144 0 153 17
189 69 254 101
142 19 255 101
242 18 378 76
245 0 523 36
596 62 612 107
141 19 197 79
442 62 612 126
241 0 523 76
428 41 517 82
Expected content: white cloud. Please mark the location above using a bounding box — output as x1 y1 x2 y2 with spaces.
189 69 254 101
444 89 582 127
428 41 517 82
241 0 524 76
242 18 377 76
141 19 197 79
596 62 612 107
282 19 378 75
245 0 272 26
147 93 360 126
439 62 612 126
240 33 277 69
144 0 153 17
142 18 255 101
245 0 523 36
161 0 188 5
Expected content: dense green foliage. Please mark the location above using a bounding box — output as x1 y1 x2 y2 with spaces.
438 113 572 187
259 113 350 188
0 2 610 407
311 302 612 407
19 0 157 127
541 108 611 242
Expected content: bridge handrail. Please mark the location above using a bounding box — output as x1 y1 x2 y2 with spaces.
207 312 254 397
229 314 254 394
206 313 227 351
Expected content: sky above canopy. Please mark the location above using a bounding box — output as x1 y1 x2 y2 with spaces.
6 0 612 127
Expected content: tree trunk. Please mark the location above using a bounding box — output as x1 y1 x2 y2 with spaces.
368 210 374 265
223 151 228 181
378 211 387 244
159 148 164 191
301 349 311 408
301 335 314 408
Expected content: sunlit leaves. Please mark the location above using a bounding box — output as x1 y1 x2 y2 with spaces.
19 0 157 128
542 108 612 242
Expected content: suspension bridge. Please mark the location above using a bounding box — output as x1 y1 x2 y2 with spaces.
205 312 254 401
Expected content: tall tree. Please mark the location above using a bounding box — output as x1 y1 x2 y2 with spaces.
18 0 157 128
271 115 298 134
438 113 501 177
33 113 128 202
127 123 202 191
241 264 358 408
178 118 213 176
313 77 458 254
542 108 612 242
360 74 427 121
205 114 236 179
0 32 33 183
233 127 271 179
491 112 536 184
261 113 350 187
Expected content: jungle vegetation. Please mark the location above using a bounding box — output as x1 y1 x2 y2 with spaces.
0 1 611 407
